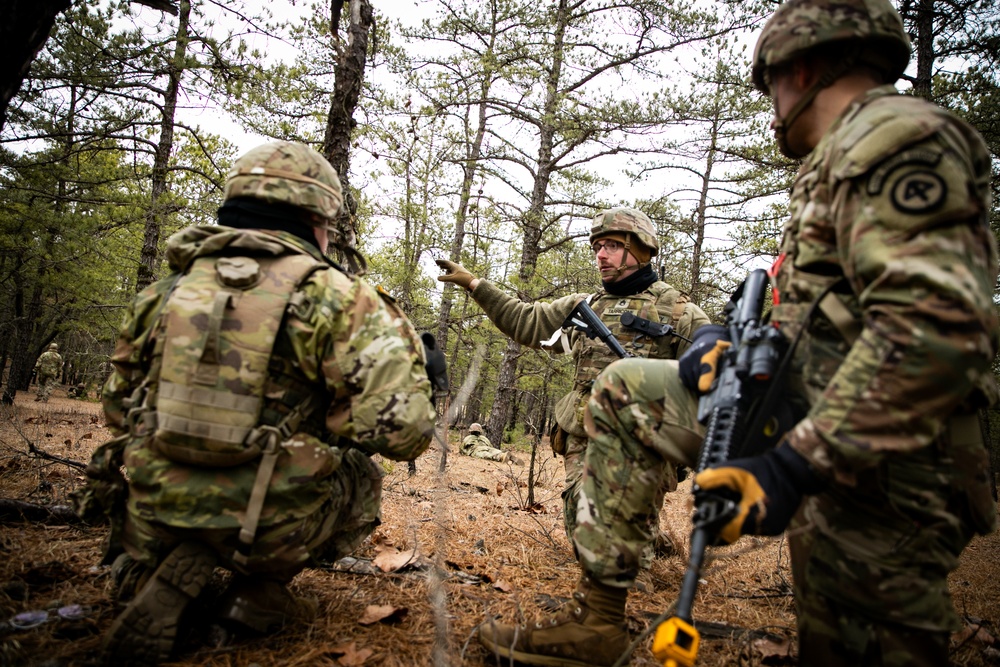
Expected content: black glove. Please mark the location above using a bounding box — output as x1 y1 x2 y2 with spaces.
421 333 448 394
693 443 826 544
678 325 730 394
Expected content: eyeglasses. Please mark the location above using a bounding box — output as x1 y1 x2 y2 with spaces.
592 239 624 255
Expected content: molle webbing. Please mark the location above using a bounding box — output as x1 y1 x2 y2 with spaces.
152 253 323 467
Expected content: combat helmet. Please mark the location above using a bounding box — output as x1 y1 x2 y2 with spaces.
752 0 910 94
470 423 483 434
589 207 658 279
751 0 910 158
224 141 352 246
48 343 59 350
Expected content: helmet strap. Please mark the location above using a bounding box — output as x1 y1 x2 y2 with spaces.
775 54 856 159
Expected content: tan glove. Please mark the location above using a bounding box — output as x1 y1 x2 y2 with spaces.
435 259 476 290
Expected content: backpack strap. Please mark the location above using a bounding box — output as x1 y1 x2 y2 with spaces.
234 390 321 567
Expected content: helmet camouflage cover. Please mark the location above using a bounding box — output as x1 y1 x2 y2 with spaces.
589 208 659 257
752 0 911 93
49 343 59 350
470 423 483 433
224 141 350 242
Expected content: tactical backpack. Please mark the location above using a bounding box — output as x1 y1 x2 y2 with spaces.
130 248 329 566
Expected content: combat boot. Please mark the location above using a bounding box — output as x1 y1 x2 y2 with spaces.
215 577 318 635
103 541 216 664
478 575 629 666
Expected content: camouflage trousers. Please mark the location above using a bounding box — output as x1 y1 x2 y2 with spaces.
35 374 58 401
562 430 680 570
573 358 703 587
462 443 508 462
122 448 384 582
788 441 979 666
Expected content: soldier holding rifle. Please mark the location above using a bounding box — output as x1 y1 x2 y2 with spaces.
476 1 998 665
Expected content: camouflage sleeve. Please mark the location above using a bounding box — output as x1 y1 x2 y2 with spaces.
296 270 435 461
788 115 999 476
674 302 713 357
471 280 585 350
101 278 176 436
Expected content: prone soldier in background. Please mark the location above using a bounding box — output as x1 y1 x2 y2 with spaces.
478 1 999 665
75 141 438 665
460 422 522 465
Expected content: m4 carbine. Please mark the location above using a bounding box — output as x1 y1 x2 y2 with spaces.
563 301 691 360
652 268 788 667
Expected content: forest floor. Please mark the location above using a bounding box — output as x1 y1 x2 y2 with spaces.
1 390 999 667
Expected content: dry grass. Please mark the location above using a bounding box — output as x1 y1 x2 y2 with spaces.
0 391 998 666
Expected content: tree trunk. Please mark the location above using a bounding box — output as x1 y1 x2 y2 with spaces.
322 0 371 269
136 0 189 292
0 0 72 133
911 0 935 101
485 0 568 446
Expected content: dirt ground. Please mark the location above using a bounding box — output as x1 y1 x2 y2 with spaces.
0 390 998 667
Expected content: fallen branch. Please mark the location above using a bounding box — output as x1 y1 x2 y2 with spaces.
0 498 84 525
24 440 86 471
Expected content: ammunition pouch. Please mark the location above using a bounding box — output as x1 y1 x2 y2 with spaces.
549 423 569 457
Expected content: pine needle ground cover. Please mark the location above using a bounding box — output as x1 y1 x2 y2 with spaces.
1 393 997 666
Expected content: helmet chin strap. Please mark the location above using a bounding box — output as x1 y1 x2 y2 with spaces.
773 56 855 159
613 236 633 278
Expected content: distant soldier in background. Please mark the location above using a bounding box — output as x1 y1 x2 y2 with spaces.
461 423 522 465
34 343 63 402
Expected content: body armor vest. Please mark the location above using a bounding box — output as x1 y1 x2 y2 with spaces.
150 252 326 466
555 282 688 436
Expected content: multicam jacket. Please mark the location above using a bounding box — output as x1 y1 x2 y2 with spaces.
770 86 999 480
460 433 506 461
35 350 63 379
472 279 710 436
100 225 436 531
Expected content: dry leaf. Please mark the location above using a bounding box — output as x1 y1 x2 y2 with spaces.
493 579 513 593
358 604 407 625
329 641 373 666
752 635 792 663
372 548 418 572
953 623 996 646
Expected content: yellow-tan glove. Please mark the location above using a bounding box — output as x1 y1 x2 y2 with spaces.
435 259 477 291
693 443 826 544
678 325 731 394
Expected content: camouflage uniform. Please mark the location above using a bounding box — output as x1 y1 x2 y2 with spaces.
581 2 999 666
469 209 709 542
80 141 436 663
101 224 436 576
461 432 509 462
34 344 63 402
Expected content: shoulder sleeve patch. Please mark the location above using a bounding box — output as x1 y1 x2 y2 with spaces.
866 148 942 195
888 169 947 214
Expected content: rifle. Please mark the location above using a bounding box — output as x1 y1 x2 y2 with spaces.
562 299 633 359
651 268 788 667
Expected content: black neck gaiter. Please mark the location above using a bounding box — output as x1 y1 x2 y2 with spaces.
217 197 320 251
602 264 657 296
